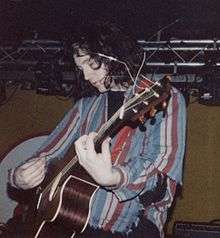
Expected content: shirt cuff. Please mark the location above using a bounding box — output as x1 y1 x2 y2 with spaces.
8 168 19 189
106 165 132 201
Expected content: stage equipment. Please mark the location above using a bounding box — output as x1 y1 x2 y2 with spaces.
1 39 220 104
173 221 220 238
198 71 220 105
137 39 220 105
138 39 220 74
0 39 75 97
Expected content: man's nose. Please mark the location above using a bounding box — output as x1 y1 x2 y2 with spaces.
83 70 92 81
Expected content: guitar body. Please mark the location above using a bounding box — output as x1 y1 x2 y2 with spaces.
30 165 99 238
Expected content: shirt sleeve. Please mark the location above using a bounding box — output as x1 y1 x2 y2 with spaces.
112 88 186 201
9 100 82 187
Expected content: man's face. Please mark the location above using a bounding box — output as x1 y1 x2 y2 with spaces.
74 49 109 93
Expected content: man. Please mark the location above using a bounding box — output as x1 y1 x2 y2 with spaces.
6 22 186 238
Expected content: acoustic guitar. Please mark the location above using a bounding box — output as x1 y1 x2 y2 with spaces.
26 76 171 238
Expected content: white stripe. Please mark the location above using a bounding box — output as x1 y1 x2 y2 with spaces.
166 179 174 208
120 166 129 187
104 196 119 225
154 116 166 168
155 94 173 171
132 170 146 184
158 95 173 170
98 193 116 226
154 209 161 229
155 210 165 238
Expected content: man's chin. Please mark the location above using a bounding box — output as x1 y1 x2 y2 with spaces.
97 87 108 93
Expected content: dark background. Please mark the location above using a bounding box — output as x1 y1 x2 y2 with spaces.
0 1 220 235
1 0 220 43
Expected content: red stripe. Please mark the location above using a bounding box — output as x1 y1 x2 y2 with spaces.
111 126 133 163
127 180 146 190
170 179 177 196
103 202 124 231
117 128 135 164
127 166 159 190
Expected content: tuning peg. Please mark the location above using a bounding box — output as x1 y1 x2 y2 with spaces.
144 88 150 92
149 108 157 117
132 108 138 113
143 101 149 105
162 101 167 109
138 115 146 124
154 92 159 98
155 81 161 87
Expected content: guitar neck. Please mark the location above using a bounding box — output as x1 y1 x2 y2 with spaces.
94 109 125 152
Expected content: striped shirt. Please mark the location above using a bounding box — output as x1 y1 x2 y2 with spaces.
15 85 186 237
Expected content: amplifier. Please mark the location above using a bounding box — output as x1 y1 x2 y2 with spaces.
173 221 220 238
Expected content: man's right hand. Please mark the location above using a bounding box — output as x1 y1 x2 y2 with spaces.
12 157 46 190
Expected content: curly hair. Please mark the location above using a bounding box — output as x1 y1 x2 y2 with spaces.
70 21 145 100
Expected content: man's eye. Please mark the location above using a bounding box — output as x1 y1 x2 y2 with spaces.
88 59 99 69
89 63 99 69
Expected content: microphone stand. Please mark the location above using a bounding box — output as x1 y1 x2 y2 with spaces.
148 18 181 41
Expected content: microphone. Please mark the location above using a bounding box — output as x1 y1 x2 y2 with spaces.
96 52 135 84
97 53 118 61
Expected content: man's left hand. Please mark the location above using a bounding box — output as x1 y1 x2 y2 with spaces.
75 132 121 187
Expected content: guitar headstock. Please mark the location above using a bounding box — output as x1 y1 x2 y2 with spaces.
122 75 171 122
94 76 171 151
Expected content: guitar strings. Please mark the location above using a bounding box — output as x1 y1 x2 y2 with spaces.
41 86 159 197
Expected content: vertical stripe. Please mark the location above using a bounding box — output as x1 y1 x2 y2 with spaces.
163 93 179 173
111 127 134 164
103 201 125 231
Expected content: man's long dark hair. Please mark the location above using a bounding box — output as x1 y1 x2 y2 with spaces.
70 21 145 100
